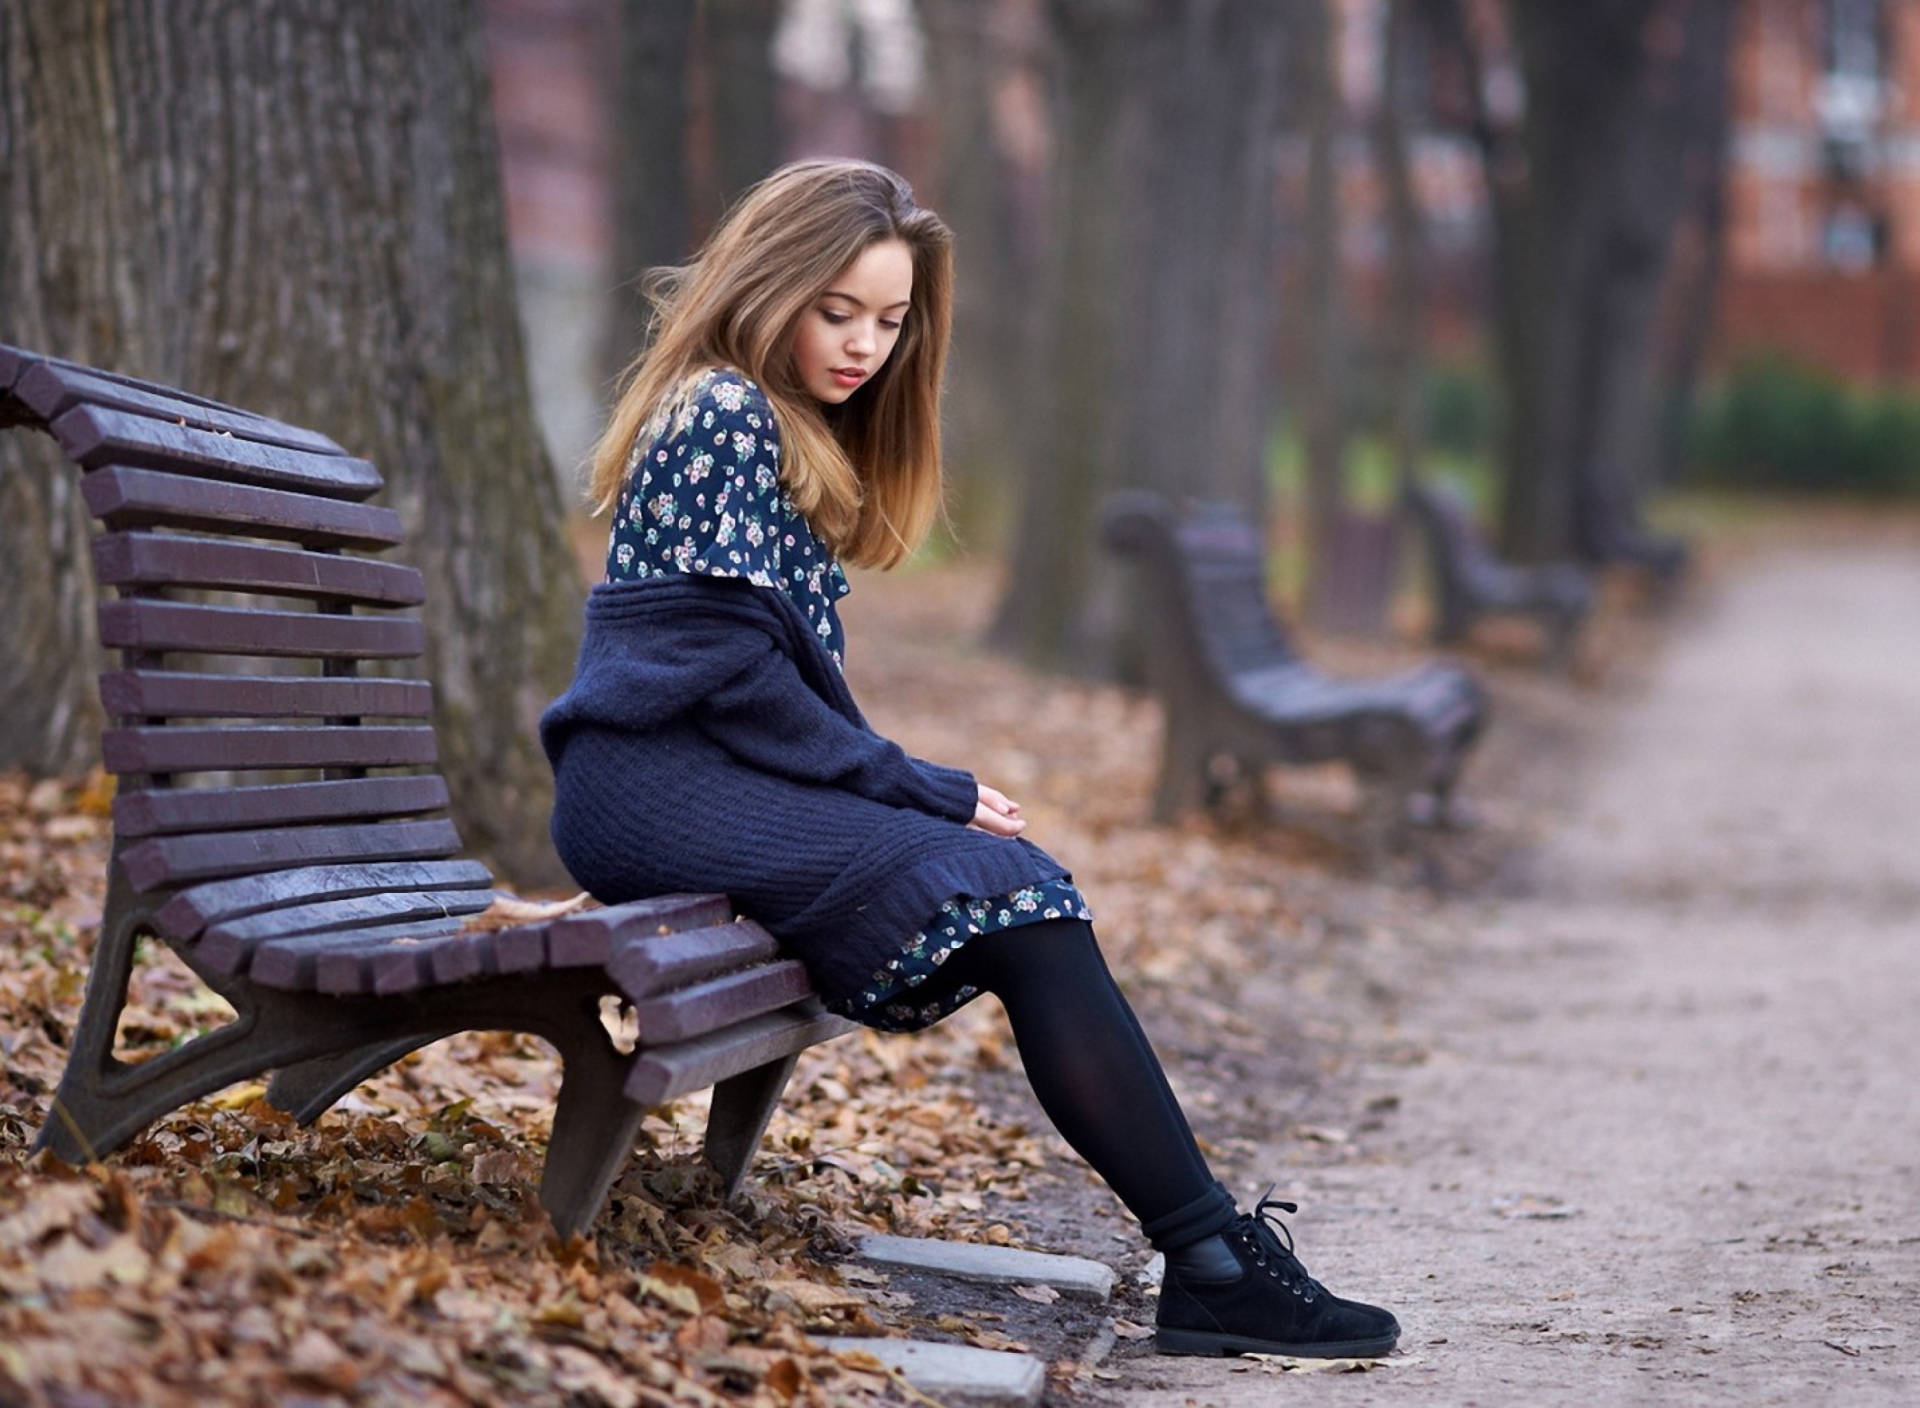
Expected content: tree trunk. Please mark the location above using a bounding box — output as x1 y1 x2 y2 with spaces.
0 0 582 887
921 0 1042 545
701 0 782 220
991 0 1288 671
605 0 697 382
1570 0 1736 532
1299 0 1353 630
1376 0 1428 503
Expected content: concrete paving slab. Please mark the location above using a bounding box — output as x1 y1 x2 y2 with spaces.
855 1234 1115 1301
818 1337 1045 1406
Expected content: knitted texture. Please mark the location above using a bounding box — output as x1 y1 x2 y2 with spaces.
540 574 1066 1004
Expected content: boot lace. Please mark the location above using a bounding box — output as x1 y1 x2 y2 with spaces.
1235 1187 1327 1303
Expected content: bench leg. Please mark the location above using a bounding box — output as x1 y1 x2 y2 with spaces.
703 1052 800 1199
267 1037 447 1124
538 1026 650 1241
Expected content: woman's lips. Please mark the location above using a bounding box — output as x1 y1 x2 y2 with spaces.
831 367 866 387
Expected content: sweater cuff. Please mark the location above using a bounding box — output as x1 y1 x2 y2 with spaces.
913 760 980 823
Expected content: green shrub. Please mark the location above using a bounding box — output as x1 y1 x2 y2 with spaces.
1690 355 1920 495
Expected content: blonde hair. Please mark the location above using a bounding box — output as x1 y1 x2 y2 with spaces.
589 160 953 570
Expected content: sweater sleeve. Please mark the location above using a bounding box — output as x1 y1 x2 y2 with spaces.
692 621 982 823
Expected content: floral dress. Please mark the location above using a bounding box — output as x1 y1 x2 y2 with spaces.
605 368 1092 1032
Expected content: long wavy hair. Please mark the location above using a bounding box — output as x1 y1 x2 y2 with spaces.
588 160 953 570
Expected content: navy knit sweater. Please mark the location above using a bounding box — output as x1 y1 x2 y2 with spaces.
539 573 1066 1006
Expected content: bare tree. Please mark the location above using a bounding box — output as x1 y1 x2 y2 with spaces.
0 1 581 886
1436 0 1734 562
605 0 698 381
991 0 1290 671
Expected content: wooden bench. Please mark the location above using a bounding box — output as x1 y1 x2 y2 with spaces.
1402 480 1593 668
0 341 851 1239
1103 491 1488 856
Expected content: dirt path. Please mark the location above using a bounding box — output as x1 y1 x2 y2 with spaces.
1115 546 1920 1405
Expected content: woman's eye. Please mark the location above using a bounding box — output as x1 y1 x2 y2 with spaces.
821 310 849 325
880 319 902 332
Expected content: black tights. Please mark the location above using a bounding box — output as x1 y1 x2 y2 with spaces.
916 918 1237 1250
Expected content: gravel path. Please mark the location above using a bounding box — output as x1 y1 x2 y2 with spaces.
1116 546 1920 1405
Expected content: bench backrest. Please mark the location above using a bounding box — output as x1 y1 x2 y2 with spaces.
0 343 494 988
1102 490 1300 689
1403 481 1505 595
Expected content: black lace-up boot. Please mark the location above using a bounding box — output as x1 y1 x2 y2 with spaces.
1155 1192 1400 1359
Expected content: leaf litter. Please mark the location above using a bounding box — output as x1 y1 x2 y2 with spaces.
1 560 1590 1405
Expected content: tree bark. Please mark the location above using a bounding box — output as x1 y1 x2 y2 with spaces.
605 0 697 382
1299 0 1352 629
991 0 1288 671
921 0 1044 544
701 0 782 219
0 0 582 887
1438 0 1729 562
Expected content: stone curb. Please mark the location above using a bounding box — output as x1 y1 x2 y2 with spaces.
817 1336 1045 1406
855 1234 1116 1302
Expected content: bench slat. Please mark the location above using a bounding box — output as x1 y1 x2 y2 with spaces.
81 466 403 547
627 1003 854 1107
608 921 779 999
119 817 463 892
631 961 815 1045
15 361 347 458
113 776 451 839
101 670 433 721
155 858 494 941
54 404 381 497
93 533 424 606
97 599 423 660
197 889 499 975
243 917 469 993
103 724 438 775
545 894 735 968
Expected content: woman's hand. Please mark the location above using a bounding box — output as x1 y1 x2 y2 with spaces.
970 783 1025 837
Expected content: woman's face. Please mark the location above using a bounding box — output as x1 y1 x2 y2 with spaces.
790 238 914 406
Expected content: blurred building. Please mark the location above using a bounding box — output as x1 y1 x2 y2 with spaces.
1718 0 1920 381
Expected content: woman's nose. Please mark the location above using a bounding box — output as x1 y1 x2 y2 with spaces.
846 320 876 355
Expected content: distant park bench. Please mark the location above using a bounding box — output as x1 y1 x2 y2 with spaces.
1574 468 1691 595
1103 491 1488 858
1402 480 1593 668
0 341 850 1239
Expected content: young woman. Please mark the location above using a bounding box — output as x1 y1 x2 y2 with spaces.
540 159 1399 1360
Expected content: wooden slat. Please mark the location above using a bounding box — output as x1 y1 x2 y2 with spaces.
430 930 496 985
100 670 433 721
243 918 467 993
14 361 347 458
546 894 735 968
608 921 778 1000
196 890 498 976
155 858 493 941
102 724 437 775
627 1004 854 1106
631 961 815 1044
54 404 381 497
80 466 403 547
0 343 32 390
113 775 451 838
93 533 424 606
119 817 463 892
97 599 423 660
